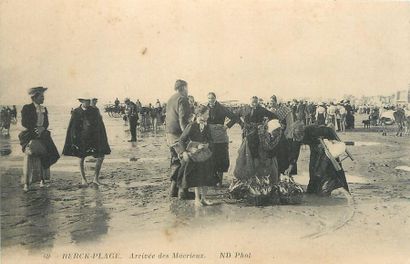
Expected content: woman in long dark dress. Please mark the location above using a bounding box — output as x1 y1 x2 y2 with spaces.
19 87 60 191
176 105 215 206
207 92 241 186
229 97 280 201
236 96 276 160
287 121 349 196
63 97 111 185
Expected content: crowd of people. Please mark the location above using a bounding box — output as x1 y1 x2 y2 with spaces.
163 80 350 206
257 99 356 132
0 105 17 136
109 97 166 136
14 83 409 208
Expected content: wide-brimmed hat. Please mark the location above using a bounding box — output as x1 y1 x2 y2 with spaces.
28 86 47 96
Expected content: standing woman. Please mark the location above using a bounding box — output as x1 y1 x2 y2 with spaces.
229 97 280 200
238 96 276 160
231 97 276 180
176 105 215 206
206 92 241 186
19 87 60 191
63 97 111 185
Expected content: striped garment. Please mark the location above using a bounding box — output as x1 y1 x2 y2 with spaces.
274 106 292 121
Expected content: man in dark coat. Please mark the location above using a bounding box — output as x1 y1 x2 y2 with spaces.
124 98 139 142
344 101 355 129
19 87 60 191
306 102 316 125
165 79 193 198
207 92 241 186
297 100 307 125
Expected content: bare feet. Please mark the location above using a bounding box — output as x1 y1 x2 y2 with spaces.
23 184 29 192
92 179 102 185
195 199 203 207
80 179 89 187
201 199 213 206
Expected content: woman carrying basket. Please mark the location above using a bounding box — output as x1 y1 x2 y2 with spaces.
175 105 215 207
19 87 60 191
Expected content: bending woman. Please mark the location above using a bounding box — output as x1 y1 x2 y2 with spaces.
287 121 349 196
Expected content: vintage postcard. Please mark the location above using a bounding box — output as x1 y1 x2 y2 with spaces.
1 1 409 263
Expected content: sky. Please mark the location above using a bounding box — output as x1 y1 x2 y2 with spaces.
0 0 409 106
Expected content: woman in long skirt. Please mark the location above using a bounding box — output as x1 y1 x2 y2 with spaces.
229 97 280 202
19 87 60 191
285 121 349 196
206 92 241 186
176 105 216 206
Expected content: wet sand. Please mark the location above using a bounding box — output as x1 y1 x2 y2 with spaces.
1 110 410 263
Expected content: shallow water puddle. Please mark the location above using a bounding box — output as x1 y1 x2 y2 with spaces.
294 172 368 186
345 141 381 146
395 166 410 172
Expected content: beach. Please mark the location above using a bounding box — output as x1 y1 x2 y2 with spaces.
1 108 410 264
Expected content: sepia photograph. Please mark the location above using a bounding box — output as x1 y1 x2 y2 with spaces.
1 1 409 263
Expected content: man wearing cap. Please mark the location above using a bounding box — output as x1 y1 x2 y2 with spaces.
165 79 193 198
124 98 139 142
306 101 316 125
19 87 60 191
63 96 111 185
344 100 355 129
